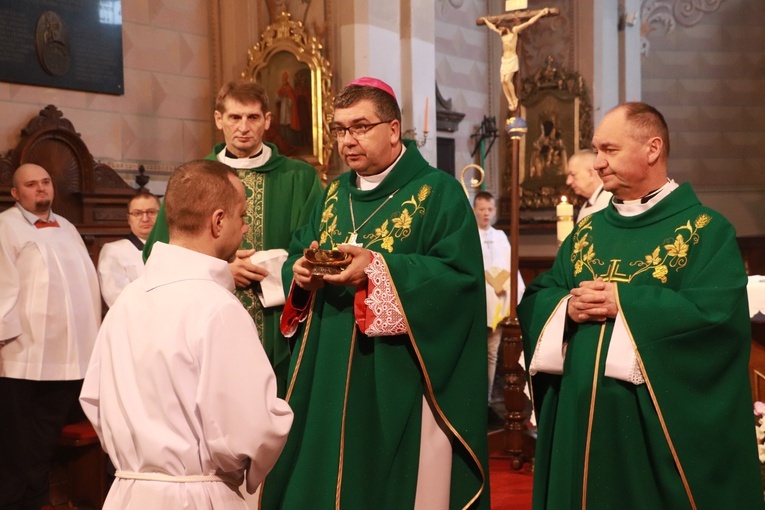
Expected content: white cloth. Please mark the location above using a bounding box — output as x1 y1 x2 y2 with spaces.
0 206 100 380
249 249 288 308
479 226 525 330
80 242 293 509
98 239 145 307
748 275 765 318
576 184 613 222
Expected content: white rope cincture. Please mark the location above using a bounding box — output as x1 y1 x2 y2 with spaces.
115 470 238 486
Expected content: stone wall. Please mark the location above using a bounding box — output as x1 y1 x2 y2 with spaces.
0 0 214 195
641 0 765 235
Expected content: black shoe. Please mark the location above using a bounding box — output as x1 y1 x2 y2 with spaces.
488 406 505 427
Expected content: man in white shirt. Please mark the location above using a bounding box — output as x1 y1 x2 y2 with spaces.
0 163 101 510
81 160 293 509
473 191 525 426
565 149 612 222
97 191 160 307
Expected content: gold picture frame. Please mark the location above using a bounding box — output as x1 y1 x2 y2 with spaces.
516 56 593 222
242 12 333 181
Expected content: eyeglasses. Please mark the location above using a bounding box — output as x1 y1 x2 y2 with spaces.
128 209 159 219
331 120 392 141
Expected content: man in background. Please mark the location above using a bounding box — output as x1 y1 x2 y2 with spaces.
98 190 160 307
472 191 525 427
0 163 101 510
519 102 764 509
565 149 612 222
81 160 293 509
145 80 322 396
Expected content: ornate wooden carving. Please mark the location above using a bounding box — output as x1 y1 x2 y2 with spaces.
0 105 137 264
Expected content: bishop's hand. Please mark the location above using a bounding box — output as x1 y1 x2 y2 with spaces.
322 243 372 288
293 241 326 291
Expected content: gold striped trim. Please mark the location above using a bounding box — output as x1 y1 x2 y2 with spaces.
613 285 697 510
285 292 316 401
582 323 607 509
335 326 357 509
377 256 485 509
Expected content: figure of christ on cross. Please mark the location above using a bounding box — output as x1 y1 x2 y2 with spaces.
478 7 558 112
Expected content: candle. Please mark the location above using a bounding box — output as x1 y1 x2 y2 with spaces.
424 97 429 133
556 196 574 245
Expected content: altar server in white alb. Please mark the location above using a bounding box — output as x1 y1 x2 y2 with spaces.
0 163 101 510
97 190 160 307
80 159 293 509
473 191 526 421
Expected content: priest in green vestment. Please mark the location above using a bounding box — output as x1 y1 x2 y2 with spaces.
144 81 322 396
518 102 764 510
260 77 489 509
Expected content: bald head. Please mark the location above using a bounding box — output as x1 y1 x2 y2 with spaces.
566 150 600 199
11 164 54 218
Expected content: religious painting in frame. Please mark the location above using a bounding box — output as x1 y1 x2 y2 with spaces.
515 56 593 224
243 12 333 181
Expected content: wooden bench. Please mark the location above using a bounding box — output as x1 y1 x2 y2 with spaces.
55 421 109 509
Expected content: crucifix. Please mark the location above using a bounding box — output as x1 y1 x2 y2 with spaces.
478 8 559 113
477 5 557 470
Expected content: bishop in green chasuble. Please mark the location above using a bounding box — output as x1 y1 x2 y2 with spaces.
518 183 764 510
260 140 489 509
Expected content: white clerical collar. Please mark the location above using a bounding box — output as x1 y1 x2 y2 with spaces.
15 203 56 225
612 179 679 217
587 184 605 206
217 144 272 169
357 145 406 191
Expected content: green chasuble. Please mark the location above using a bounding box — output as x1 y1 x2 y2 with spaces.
143 142 322 396
518 183 764 510
260 140 490 509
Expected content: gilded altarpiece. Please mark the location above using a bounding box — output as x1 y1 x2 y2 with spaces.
243 12 333 182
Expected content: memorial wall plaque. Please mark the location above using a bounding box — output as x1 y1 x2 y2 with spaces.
0 0 123 95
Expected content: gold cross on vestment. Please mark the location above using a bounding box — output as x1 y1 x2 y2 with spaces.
599 260 632 283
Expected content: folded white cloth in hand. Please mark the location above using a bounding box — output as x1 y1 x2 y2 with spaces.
250 249 288 308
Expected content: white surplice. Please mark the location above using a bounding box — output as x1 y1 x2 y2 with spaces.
479 226 525 330
97 238 145 307
80 242 293 509
0 205 101 380
576 184 613 222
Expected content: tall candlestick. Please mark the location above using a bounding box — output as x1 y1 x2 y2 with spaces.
424 97 429 133
556 196 574 246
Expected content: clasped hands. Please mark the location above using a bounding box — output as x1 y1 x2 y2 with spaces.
293 241 372 291
567 278 618 323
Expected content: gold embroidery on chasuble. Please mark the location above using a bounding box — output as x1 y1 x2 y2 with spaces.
362 185 431 252
317 183 432 253
318 181 342 250
570 213 712 284
235 170 266 341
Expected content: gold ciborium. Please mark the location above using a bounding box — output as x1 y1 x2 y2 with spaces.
304 248 352 275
